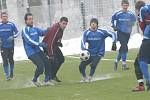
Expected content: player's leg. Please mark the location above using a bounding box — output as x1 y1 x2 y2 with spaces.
28 53 45 83
139 39 150 91
52 47 64 82
132 55 145 92
119 32 130 70
79 57 91 81
89 55 101 78
8 48 14 78
114 51 121 71
1 48 10 80
38 51 55 86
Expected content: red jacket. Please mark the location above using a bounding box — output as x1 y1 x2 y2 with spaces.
43 23 64 56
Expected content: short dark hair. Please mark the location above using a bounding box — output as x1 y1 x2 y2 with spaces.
135 1 145 11
24 13 33 21
60 17 68 22
90 18 98 25
1 12 7 17
121 0 129 5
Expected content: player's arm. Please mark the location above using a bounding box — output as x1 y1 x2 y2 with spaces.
81 30 88 50
12 23 20 38
140 6 147 22
101 29 117 51
130 13 136 26
22 27 40 46
36 27 48 36
111 12 118 31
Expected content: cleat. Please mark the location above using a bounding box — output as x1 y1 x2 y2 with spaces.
6 76 11 81
88 76 92 82
114 62 118 71
44 81 55 86
80 76 88 83
53 76 61 82
32 81 41 87
132 85 145 92
50 79 58 83
122 64 129 70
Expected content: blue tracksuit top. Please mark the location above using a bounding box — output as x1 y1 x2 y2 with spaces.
81 28 117 56
140 4 150 39
22 26 47 57
0 22 19 48
111 10 136 33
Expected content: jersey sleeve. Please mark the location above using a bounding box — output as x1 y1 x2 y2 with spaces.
140 6 148 22
101 29 117 43
22 27 39 46
36 27 48 36
111 12 117 28
81 30 88 50
11 23 20 38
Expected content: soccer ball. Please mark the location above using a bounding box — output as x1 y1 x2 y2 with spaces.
80 50 90 61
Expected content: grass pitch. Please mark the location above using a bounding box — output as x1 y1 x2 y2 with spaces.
0 49 149 100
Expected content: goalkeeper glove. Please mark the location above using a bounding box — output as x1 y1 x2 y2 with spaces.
111 43 117 51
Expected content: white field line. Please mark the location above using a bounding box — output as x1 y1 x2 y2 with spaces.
66 55 134 62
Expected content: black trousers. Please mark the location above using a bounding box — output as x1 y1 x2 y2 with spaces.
50 47 64 79
29 51 52 81
1 47 14 77
1 47 14 67
117 31 130 53
139 39 150 62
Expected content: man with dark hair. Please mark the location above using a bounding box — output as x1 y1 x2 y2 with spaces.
132 0 146 92
43 17 68 82
111 0 136 70
0 12 19 80
22 13 54 86
137 2 150 91
79 18 117 82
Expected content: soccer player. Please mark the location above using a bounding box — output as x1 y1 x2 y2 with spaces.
42 17 68 82
138 3 150 91
79 18 117 82
111 0 136 70
0 12 19 80
132 0 146 92
22 13 54 86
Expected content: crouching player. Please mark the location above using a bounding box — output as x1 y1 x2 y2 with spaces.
79 18 117 82
22 13 54 86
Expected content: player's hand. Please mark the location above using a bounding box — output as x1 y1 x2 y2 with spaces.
7 36 14 43
113 27 118 31
57 42 63 47
111 43 117 51
49 55 55 60
39 42 48 48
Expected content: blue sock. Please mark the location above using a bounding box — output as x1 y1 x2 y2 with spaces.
89 66 96 76
3 65 9 78
121 52 127 62
44 75 50 82
139 61 150 81
79 65 86 77
116 52 121 62
10 64 14 76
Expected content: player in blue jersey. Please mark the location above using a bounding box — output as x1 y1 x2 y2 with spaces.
138 3 150 91
0 12 19 80
111 0 136 70
22 13 54 86
79 18 117 82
